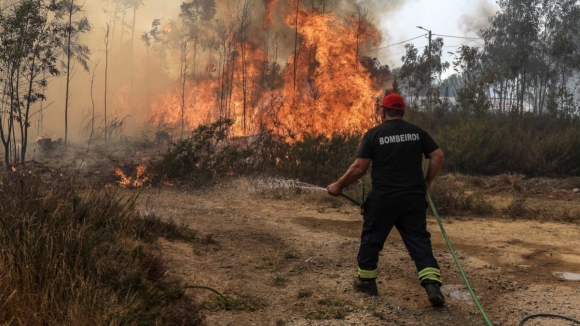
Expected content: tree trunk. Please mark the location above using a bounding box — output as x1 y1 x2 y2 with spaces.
87 62 98 152
104 25 110 145
64 0 74 145
21 55 38 163
180 38 188 139
130 5 137 57
293 0 299 91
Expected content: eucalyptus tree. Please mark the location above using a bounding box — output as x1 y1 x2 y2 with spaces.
478 0 580 116
126 0 143 56
0 0 65 167
232 0 253 134
141 19 166 109
482 0 542 114
398 37 448 107
451 45 490 117
543 0 580 117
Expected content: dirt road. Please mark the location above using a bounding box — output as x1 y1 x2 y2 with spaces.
136 179 580 326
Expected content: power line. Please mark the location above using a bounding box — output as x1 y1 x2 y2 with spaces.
365 33 481 55
433 33 482 40
364 34 426 53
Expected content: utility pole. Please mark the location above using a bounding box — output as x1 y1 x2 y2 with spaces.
417 26 432 102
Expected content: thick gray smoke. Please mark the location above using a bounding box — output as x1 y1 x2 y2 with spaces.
458 0 499 37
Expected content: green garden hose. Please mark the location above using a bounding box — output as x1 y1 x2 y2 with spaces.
426 192 580 326
427 192 494 326
338 190 580 325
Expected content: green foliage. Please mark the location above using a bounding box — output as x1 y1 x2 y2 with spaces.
0 0 81 165
434 114 580 176
180 0 216 24
149 120 362 188
276 133 362 186
150 112 580 193
0 175 204 325
398 37 450 105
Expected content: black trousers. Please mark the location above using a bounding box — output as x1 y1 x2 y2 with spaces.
357 192 441 285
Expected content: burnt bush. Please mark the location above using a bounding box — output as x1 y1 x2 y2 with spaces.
0 175 204 325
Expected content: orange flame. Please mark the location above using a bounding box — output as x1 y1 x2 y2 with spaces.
114 165 149 188
148 1 384 138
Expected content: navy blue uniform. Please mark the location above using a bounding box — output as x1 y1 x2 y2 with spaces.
355 119 442 286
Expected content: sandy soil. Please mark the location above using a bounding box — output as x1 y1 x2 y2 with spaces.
129 179 580 326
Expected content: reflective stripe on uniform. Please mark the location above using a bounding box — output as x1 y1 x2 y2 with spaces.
418 267 442 283
358 267 378 279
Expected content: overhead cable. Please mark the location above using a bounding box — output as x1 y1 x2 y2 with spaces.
364 34 426 53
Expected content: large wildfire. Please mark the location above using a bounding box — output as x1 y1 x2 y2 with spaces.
144 0 390 138
28 0 393 187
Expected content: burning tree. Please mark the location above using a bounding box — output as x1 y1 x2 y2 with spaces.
147 0 388 139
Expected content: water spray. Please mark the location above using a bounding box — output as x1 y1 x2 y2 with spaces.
258 177 364 210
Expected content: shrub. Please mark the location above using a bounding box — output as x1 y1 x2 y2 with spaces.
277 133 362 186
148 118 253 187
502 196 540 219
430 114 580 176
429 176 495 216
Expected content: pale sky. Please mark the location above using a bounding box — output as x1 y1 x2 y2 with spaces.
374 0 500 78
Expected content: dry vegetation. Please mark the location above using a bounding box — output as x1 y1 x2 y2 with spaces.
0 173 205 325
430 173 580 222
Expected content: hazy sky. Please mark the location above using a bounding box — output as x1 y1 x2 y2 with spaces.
375 0 500 77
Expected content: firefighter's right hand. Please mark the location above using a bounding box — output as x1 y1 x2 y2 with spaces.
327 183 342 197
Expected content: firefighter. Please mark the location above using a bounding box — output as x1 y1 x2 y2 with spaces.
327 93 445 306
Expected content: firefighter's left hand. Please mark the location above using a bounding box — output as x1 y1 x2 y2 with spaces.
327 183 342 196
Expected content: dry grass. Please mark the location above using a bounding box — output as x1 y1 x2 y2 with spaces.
429 174 496 216
0 174 204 325
428 174 580 222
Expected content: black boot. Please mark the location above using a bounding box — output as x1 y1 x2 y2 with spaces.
353 278 378 296
425 283 445 306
